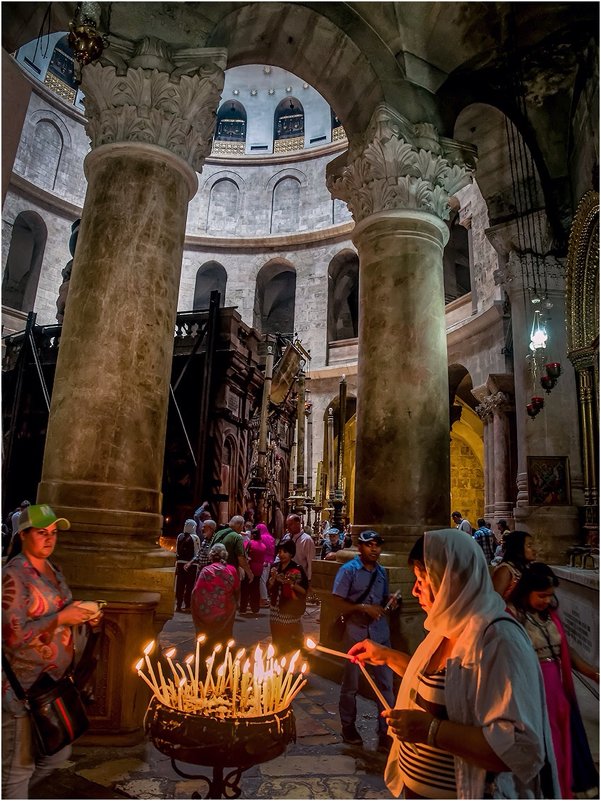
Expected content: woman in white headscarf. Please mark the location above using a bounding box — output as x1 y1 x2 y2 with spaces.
348 530 558 799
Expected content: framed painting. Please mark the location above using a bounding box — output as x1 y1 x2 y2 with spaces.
527 456 571 506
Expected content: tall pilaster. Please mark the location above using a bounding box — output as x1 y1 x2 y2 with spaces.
36 36 226 739
476 385 514 523
327 105 475 550
487 217 583 561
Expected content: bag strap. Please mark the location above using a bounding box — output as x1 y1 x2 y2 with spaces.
355 564 381 605
2 651 26 700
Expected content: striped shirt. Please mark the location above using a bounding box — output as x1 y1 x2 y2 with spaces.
398 670 457 798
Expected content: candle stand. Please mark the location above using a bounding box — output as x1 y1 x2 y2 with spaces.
145 698 296 799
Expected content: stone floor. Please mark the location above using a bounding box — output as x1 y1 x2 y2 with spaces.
30 602 599 800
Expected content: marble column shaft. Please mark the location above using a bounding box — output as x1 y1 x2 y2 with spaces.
327 105 476 547
39 145 193 533
353 211 450 543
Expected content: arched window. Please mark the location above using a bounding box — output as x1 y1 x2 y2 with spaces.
44 34 78 103
273 97 304 153
271 177 300 234
25 120 63 189
207 178 239 233
331 108 346 142
194 262 227 310
215 100 247 142
2 211 47 312
328 251 359 342
443 213 471 302
274 97 304 140
254 263 296 336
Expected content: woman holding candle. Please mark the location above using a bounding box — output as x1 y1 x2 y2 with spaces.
191 544 240 655
267 539 308 655
349 529 558 799
2 504 103 799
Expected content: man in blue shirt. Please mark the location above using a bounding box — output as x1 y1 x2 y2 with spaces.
331 530 398 752
473 518 495 563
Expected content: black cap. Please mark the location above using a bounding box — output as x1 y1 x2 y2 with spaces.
358 530 384 545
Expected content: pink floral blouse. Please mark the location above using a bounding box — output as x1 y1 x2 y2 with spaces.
2 554 74 714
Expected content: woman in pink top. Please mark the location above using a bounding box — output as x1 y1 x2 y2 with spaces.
240 528 267 614
256 523 275 607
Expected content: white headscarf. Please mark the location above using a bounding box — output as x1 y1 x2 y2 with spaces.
422 527 506 641
386 529 508 792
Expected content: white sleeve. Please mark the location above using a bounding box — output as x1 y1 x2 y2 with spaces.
477 624 547 783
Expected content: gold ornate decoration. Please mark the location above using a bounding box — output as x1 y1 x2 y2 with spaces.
566 190 599 356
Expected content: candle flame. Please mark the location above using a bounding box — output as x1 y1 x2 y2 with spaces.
214 643 223 653
301 662 308 673
254 644 263 661
243 659 250 672
165 647 176 659
143 640 155 655
185 654 194 665
135 658 144 671
197 634 206 644
217 663 225 676
266 643 275 659
305 637 316 649
227 639 235 648
280 657 287 667
235 648 245 661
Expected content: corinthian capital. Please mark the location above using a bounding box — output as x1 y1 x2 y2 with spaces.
80 36 227 172
326 104 476 224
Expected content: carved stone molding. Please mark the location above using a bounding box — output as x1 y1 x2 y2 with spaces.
493 250 566 293
80 36 227 173
326 104 476 224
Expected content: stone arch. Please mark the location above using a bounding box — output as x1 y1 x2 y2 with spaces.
253 260 296 336
28 108 72 148
321 394 357 519
270 176 301 234
453 103 545 229
207 177 240 233
327 249 359 344
448 363 484 526
194 261 227 310
25 118 64 189
206 2 415 138
2 211 47 312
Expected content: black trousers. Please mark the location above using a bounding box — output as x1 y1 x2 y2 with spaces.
175 563 196 610
239 575 261 613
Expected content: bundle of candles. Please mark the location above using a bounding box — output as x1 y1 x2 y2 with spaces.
135 638 308 718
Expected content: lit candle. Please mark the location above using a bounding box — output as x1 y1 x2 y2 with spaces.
164 647 179 684
143 640 160 693
195 634 206 689
287 678 307 704
135 658 158 697
305 637 353 661
185 654 195 686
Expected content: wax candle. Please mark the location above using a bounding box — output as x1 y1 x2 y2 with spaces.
143 641 160 693
164 647 179 684
305 637 353 661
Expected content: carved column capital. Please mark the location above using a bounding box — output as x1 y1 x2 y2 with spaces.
476 390 512 420
80 36 227 173
326 104 476 224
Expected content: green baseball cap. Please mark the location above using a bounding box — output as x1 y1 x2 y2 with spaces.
18 504 70 533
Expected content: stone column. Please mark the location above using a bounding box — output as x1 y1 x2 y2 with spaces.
327 105 475 550
487 218 582 562
475 394 495 518
37 37 226 739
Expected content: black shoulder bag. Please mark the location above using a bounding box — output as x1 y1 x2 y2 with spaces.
328 565 383 643
2 652 89 756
